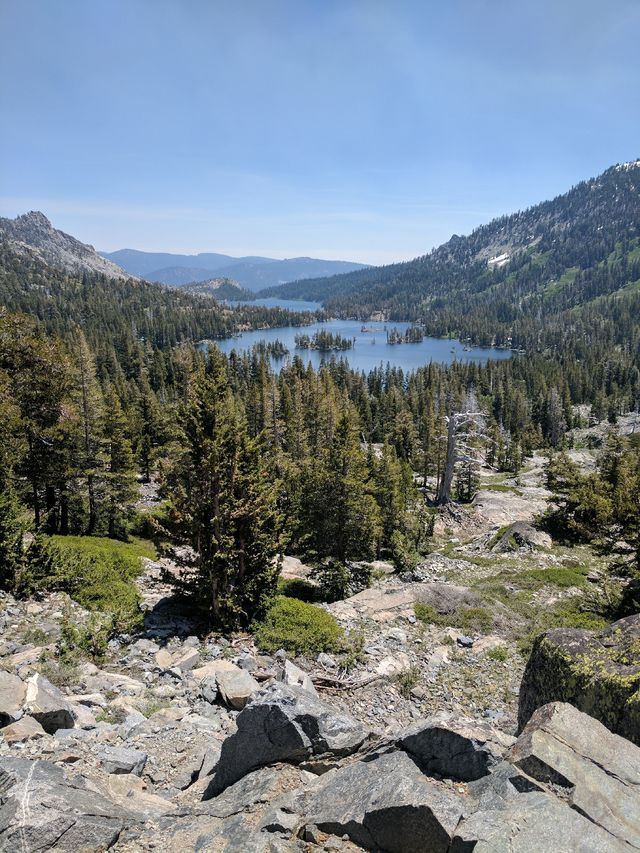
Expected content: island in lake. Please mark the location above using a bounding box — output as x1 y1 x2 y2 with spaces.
294 330 354 351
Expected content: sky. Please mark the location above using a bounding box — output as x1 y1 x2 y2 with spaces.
1 1 639 265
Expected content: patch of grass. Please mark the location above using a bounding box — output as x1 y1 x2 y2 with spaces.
254 596 344 656
456 606 494 634
414 602 494 634
23 627 56 646
478 484 523 495
340 629 365 672
140 696 172 718
51 535 155 563
38 657 80 689
486 646 508 662
414 602 444 625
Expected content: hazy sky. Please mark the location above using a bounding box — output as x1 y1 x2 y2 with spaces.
1 1 639 264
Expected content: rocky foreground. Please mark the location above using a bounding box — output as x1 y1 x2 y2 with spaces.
0 580 639 851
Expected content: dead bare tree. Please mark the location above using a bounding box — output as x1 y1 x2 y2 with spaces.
435 391 488 505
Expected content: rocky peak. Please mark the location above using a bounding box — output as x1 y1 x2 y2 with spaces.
0 211 134 280
15 210 53 229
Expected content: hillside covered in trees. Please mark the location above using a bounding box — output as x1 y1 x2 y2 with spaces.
263 161 640 345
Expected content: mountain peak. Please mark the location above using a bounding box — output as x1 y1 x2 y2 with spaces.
0 211 132 280
16 210 53 228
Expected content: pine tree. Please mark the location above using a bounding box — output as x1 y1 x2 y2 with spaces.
0 483 26 593
164 358 284 628
71 329 105 534
102 388 137 539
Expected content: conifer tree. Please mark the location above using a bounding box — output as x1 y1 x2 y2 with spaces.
102 388 137 539
71 328 104 534
164 356 284 627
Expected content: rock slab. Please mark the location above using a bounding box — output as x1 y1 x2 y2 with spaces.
205 682 368 797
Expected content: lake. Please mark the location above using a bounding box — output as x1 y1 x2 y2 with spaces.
218 299 511 372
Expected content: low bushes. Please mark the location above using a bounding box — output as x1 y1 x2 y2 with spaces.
254 595 343 656
26 535 153 633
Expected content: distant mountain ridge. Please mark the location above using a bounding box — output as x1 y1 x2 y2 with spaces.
100 248 368 291
0 211 132 279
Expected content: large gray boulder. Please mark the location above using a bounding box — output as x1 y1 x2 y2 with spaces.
205 682 368 797
506 701 640 849
303 750 465 853
451 791 629 852
518 615 640 744
0 757 127 851
397 714 515 781
23 672 75 733
0 755 176 852
0 669 26 726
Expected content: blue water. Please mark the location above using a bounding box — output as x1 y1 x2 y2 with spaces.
215 312 511 372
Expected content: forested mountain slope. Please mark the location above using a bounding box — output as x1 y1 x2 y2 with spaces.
263 161 640 346
0 242 316 355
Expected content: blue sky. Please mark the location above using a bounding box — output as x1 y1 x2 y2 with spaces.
1 0 639 264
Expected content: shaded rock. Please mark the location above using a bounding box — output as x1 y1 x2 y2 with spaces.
506 701 640 848
491 521 552 553
304 750 464 853
518 615 640 744
97 744 148 776
216 668 260 710
397 714 515 781
1 714 46 744
205 682 368 797
0 669 26 726
23 672 75 734
201 675 219 704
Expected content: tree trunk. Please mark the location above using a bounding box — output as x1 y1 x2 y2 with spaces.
436 417 457 505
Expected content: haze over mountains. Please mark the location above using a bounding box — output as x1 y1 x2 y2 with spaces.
100 248 368 291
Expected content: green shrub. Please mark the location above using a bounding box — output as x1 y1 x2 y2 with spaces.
395 665 421 698
26 535 151 633
310 559 371 602
254 596 343 655
414 602 444 625
340 629 365 672
277 577 320 602
486 646 508 661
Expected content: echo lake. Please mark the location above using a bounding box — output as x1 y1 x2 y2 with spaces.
215 298 512 372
